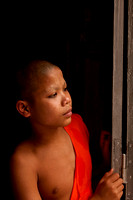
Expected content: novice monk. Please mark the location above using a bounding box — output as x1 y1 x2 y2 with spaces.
10 60 124 200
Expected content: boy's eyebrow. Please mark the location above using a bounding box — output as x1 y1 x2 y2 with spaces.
43 81 67 93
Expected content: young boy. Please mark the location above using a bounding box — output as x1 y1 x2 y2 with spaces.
10 60 124 200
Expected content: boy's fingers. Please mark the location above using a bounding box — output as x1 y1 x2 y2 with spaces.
118 191 124 199
107 172 120 183
117 184 124 193
113 177 123 187
99 169 122 185
99 168 114 183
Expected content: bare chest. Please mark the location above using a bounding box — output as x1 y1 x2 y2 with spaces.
37 138 76 200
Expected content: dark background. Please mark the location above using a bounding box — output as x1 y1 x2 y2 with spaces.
3 2 114 199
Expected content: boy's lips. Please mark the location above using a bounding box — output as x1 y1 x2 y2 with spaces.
63 108 72 117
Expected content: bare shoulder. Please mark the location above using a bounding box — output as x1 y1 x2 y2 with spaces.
10 141 38 174
10 141 43 200
10 141 38 187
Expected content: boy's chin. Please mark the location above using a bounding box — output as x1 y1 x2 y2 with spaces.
63 117 72 127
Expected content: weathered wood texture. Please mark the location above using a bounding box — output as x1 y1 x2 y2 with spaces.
112 0 133 199
112 0 124 175
127 0 133 199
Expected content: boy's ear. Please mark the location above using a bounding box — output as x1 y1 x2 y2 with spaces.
16 100 31 118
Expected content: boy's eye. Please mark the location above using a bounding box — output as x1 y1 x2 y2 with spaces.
48 92 57 98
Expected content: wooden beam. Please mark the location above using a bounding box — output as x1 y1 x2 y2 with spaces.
127 0 133 198
112 0 124 174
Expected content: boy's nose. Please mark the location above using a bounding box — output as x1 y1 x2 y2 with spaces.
62 95 71 106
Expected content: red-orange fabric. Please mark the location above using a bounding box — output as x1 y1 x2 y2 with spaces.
64 114 93 200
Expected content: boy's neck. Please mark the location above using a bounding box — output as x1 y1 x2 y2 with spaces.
30 123 66 145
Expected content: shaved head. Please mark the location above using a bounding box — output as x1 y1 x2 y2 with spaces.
16 60 59 102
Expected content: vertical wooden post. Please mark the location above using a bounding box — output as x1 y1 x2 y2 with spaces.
112 0 133 199
126 0 133 199
112 0 124 175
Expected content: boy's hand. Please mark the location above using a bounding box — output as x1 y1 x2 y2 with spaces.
92 169 124 200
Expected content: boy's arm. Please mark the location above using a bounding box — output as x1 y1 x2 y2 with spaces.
90 169 124 200
10 153 42 200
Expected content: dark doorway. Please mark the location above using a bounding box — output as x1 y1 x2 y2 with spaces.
3 2 114 199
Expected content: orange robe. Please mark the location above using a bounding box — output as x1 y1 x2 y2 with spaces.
64 114 93 200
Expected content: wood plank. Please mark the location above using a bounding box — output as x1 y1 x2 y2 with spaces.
127 0 133 198
112 0 124 174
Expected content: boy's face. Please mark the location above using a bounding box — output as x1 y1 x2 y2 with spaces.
28 67 72 128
